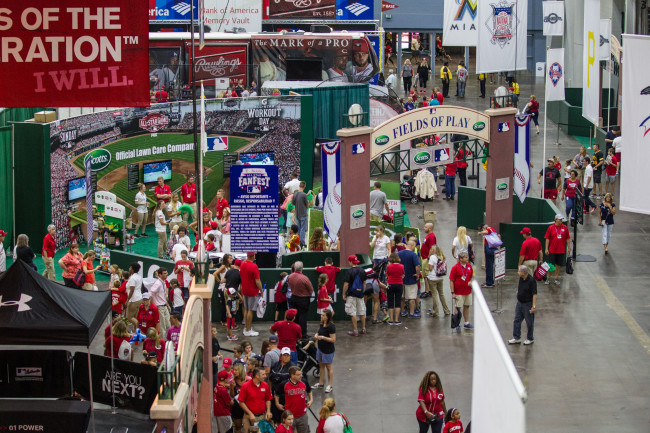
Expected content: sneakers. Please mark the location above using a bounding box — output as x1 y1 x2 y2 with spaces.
553 279 561 285
243 329 259 337
227 335 239 341
481 283 495 288
394 321 402 325
347 330 359 337
523 339 534 345
400 311 408 317
141 233 149 237
414 308 421 314
544 279 550 285
508 338 521 344
134 234 140 238
409 313 421 318
388 321 395 325
360 329 367 335
325 385 333 393
463 323 474 329
382 315 390 322
311 383 323 389
455 325 461 332
419 292 431 299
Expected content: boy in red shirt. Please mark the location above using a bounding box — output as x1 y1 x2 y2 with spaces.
449 252 474 330
315 257 341 296
213 370 234 433
603 147 619 195
444 161 457 200
544 214 571 285
136 293 160 334
287 224 301 252
174 249 194 298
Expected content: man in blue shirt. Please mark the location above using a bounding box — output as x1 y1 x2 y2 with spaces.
604 126 620 154
398 240 421 318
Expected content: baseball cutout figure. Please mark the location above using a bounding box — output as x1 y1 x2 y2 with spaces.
323 182 342 242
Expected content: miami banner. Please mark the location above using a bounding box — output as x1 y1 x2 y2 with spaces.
476 0 528 73
443 0 478 47
620 34 650 215
320 140 342 242
542 1 564 36
0 0 149 107
546 48 565 102
582 0 600 125
513 115 531 204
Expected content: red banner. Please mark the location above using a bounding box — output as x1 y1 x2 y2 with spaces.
0 1 149 107
188 44 248 83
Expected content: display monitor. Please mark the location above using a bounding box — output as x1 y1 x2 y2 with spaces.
68 177 87 201
240 152 275 165
143 160 172 183
286 58 323 81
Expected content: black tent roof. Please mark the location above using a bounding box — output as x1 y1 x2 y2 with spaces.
0 260 111 346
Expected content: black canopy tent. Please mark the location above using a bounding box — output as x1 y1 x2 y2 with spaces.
0 260 111 432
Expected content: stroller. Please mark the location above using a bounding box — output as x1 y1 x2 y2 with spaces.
400 174 418 204
297 338 319 379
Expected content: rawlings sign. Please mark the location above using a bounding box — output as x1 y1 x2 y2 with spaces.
0 1 149 107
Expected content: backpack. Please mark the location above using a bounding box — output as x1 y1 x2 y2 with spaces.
73 269 86 287
280 279 289 294
118 339 132 361
435 258 447 277
349 269 364 297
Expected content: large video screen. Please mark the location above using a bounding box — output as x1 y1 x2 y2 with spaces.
68 177 87 201
240 152 275 165
143 160 172 183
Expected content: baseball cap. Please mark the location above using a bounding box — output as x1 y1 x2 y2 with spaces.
554 214 564 220
269 335 279 343
247 252 256 258
142 292 151 299
227 287 237 296
281 347 291 355
335 48 349 57
352 41 368 53
547 158 554 162
234 259 243 267
111 310 120 318
348 254 360 264
210 221 219 229
0 230 7 236
520 227 531 235
285 309 297 320
217 370 230 381
222 357 233 368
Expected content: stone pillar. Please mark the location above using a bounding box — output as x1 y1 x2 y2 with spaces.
484 108 517 228
337 126 373 261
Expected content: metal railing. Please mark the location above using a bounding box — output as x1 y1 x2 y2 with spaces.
157 355 181 401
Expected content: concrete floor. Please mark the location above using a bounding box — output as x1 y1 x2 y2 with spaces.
24 66 650 432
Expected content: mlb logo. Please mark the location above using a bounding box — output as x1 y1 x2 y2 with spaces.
207 136 229 151
498 122 510 132
352 142 366 154
247 186 261 193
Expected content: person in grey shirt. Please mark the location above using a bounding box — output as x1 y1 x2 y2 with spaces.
292 181 309 248
369 181 389 222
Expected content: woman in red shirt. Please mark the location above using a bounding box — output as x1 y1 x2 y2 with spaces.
58 243 83 288
525 94 540 134
104 320 132 360
386 253 404 325
81 250 101 291
562 169 582 220
416 371 446 433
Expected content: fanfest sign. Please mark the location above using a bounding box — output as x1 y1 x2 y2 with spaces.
0 1 149 107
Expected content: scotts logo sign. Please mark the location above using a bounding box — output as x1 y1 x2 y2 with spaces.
352 209 365 219
139 112 169 132
497 182 508 191
473 121 486 131
375 135 390 146
84 149 112 172
413 151 431 164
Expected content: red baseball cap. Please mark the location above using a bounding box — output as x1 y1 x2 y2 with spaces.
0 230 7 236
222 357 233 368
352 41 369 53
217 370 230 381
286 309 298 319
520 227 531 235
247 252 256 258
234 259 243 267
348 254 360 264
210 220 219 229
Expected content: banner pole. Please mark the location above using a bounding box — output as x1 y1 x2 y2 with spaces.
541 46 549 200
607 57 612 130
87 349 96 433
191 0 202 242
109 313 116 414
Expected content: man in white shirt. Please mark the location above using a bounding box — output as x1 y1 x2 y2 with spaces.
283 172 301 196
150 267 171 337
0 229 7 273
583 157 598 213
385 71 398 90
126 262 144 329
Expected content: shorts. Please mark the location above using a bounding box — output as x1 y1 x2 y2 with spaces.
543 188 558 200
212 415 233 433
316 349 335 364
243 295 258 311
420 259 430 277
370 213 383 222
345 296 366 317
605 174 616 184
455 294 472 308
404 284 418 300
276 302 288 313
547 252 565 266
593 170 602 184
317 305 334 314
615 152 621 165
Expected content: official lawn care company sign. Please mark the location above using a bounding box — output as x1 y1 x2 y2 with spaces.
0 1 149 107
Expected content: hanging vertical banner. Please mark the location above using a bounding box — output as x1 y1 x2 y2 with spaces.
599 19 611 60
514 115 531 204
542 1 564 36
320 141 342 242
85 157 94 246
620 34 650 215
443 0 478 47
582 0 600 125
476 0 528 73
546 48 566 102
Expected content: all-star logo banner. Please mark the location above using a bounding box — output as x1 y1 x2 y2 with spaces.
443 0 478 47
620 34 650 215
542 1 564 36
582 0 600 125
600 19 611 61
546 48 565 102
476 0 527 73
513 114 531 204
320 140 341 242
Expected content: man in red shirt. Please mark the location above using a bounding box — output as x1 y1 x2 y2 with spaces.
155 176 172 217
180 175 197 223
286 261 314 336
420 222 437 296
215 189 229 220
279 366 313 433
544 214 571 285
315 257 341 296
42 224 56 281
444 160 457 200
455 147 472 186
449 252 475 330
269 309 302 364
136 293 160 333
518 227 543 276
238 368 272 433
240 252 263 337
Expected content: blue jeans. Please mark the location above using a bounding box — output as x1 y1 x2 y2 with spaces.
297 215 308 247
281 208 288 233
445 175 456 198
513 301 534 340
565 196 575 218
484 244 495 285
458 81 466 97
602 223 613 245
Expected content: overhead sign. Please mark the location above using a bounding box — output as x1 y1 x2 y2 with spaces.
582 0 600 125
599 19 611 61
476 0 528 73
104 202 126 219
265 0 372 20
337 0 374 20
0 1 149 107
542 1 564 36
139 112 170 132
150 0 198 21
84 149 112 172
409 144 455 169
381 1 398 12
370 106 490 159
203 0 261 32
443 0 478 47
191 45 248 83
95 191 117 205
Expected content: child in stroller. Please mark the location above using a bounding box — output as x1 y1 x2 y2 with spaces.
401 174 418 204
296 338 319 379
